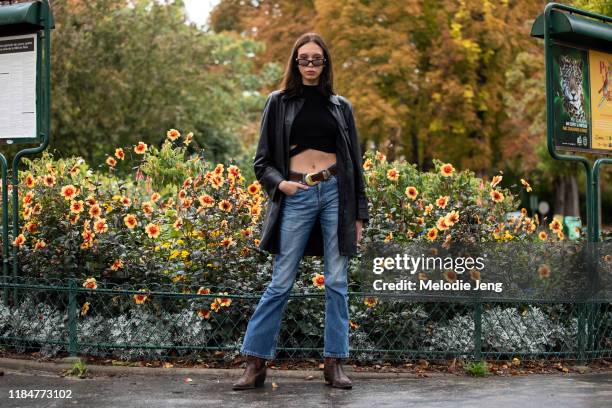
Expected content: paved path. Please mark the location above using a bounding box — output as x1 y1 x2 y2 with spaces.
0 365 610 407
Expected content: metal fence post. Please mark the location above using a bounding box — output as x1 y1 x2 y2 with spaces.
68 279 78 357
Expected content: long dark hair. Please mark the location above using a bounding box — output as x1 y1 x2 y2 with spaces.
279 32 336 100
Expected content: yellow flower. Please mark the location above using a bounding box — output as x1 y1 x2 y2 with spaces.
115 148 125 160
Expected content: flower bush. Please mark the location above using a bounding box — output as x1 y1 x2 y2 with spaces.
0 129 595 363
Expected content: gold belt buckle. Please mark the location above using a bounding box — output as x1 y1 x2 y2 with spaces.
304 172 319 186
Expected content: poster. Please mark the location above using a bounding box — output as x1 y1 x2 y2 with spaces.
0 33 37 141
589 49 612 153
552 45 591 151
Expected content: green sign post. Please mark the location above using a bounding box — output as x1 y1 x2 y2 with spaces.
0 1 54 296
531 2 612 362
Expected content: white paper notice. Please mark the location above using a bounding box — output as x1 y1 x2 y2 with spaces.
0 34 37 141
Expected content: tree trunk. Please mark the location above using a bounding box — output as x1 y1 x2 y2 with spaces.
553 174 580 217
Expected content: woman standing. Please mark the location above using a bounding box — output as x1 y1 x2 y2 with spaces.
233 32 369 390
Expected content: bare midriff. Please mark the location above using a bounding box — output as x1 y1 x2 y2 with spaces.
289 145 336 174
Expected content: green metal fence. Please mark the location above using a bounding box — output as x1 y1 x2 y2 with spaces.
0 275 609 363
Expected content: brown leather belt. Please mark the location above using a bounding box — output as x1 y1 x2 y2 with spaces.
288 163 337 186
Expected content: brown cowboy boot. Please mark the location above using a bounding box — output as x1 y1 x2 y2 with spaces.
232 355 268 390
323 357 353 389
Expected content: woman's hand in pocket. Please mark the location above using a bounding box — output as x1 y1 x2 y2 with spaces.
279 180 310 196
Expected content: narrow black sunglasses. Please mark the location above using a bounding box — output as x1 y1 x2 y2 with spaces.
295 57 327 67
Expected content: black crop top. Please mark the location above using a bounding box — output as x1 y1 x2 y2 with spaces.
288 84 338 157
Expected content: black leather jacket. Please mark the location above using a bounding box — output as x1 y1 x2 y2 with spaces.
253 89 369 257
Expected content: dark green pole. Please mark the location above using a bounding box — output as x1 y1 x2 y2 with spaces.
543 3 612 362
1 153 8 305
10 1 51 283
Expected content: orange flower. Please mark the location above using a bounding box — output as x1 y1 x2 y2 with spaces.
538 231 548 241
22 191 34 206
133 289 149 304
82 277 97 289
184 132 194 145
134 141 148 154
489 189 504 203
145 223 160 238
424 204 433 215
121 196 131 207
363 296 378 307
490 175 502 188
61 184 78 200
218 199 233 212
69 165 80 177
219 237 234 248
42 174 56 187
440 163 455 177
197 287 211 295
386 168 400 181
445 210 460 226
166 128 181 141
150 192 161 202
210 300 221 312
537 264 551 279
520 178 532 192
211 175 224 189
93 218 108 233
405 186 418 200
436 216 449 231
80 302 90 316
198 194 214 207
426 227 438 241
68 214 81 225
436 195 449 209
363 158 373 170
115 148 125 160
110 259 124 271
197 309 211 319
375 151 386 161
34 239 46 250
312 273 325 288
88 204 102 218
25 174 36 188
70 200 85 214
173 217 183 230
216 292 232 307
247 182 261 195
469 269 481 281
549 219 562 233
106 156 117 167
13 233 26 247
240 227 253 238
349 320 359 329
444 270 458 283
142 201 154 216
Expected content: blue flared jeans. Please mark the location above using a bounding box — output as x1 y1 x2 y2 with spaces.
240 174 350 359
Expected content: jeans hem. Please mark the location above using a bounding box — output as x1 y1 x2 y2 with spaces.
240 349 274 360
